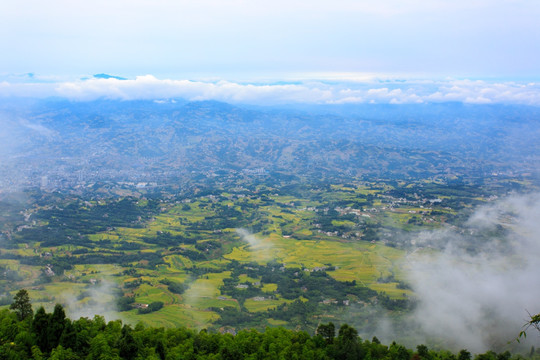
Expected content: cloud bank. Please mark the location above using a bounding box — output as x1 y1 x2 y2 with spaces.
1 75 540 106
406 194 540 352
62 280 122 322
235 228 274 261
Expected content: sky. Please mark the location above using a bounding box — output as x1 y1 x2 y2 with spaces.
1 0 540 103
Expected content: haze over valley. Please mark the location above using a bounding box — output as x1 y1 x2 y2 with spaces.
1 1 540 358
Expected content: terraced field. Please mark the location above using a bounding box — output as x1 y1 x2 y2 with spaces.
1 180 483 331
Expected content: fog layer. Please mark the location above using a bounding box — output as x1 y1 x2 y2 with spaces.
407 194 540 352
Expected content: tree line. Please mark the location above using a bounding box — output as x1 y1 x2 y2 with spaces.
2 289 536 360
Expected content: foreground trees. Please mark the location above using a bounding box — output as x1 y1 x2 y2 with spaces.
9 289 33 321
0 292 537 359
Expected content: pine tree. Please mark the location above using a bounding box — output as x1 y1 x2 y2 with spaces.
33 306 51 352
118 325 139 360
9 289 33 321
47 304 66 352
458 349 472 360
316 322 335 344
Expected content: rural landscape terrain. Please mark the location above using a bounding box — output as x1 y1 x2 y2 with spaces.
2 0 540 358
0 98 539 359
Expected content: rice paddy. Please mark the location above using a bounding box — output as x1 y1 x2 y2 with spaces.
3 181 455 330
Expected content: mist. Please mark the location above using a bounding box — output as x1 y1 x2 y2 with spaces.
183 280 215 329
404 193 540 352
235 228 274 261
61 280 123 322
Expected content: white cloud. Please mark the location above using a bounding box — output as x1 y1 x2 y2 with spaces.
235 228 274 261
50 76 332 104
1 75 540 106
406 194 540 352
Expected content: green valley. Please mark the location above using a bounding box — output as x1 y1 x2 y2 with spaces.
0 178 521 336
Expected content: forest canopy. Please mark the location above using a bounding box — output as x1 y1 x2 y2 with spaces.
0 289 536 360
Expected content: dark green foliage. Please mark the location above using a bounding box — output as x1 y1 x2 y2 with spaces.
476 350 498 360
194 240 222 252
182 204 191 211
216 261 409 329
14 198 159 247
10 289 33 321
141 231 195 246
49 345 78 360
118 325 139 360
333 323 363 360
117 296 136 311
0 303 530 360
138 301 164 314
225 262 380 306
417 344 432 360
317 322 335 344
268 299 316 323
389 342 412 360
33 306 51 352
59 320 77 351
214 307 259 326
459 349 472 360
160 279 186 294
47 304 66 351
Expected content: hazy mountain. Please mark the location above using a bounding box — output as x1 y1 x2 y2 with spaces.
1 99 539 191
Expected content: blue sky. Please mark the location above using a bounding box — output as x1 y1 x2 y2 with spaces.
1 0 539 103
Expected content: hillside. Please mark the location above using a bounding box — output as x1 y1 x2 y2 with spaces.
1 100 539 192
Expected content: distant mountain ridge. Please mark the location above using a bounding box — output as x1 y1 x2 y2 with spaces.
0 99 539 191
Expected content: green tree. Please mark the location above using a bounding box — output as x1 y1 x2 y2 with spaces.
334 324 363 360
14 330 35 358
33 306 51 352
316 322 336 344
87 333 120 360
59 320 77 351
9 289 33 321
417 344 432 360
47 304 66 352
458 349 472 360
117 325 139 360
48 345 78 360
31 345 44 360
388 342 411 360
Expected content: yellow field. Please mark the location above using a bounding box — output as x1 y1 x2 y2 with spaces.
224 232 406 293
122 304 220 329
266 318 288 326
2 183 433 330
261 283 278 292
370 283 414 299
164 254 193 270
244 297 293 312
135 284 176 304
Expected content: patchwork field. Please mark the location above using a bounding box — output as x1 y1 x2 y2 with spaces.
1 180 486 332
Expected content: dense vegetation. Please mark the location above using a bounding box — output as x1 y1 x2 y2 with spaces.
0 178 530 338
2 291 536 360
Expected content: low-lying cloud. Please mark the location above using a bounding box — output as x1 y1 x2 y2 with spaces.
405 194 540 352
1 75 540 106
62 280 122 322
235 228 274 261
